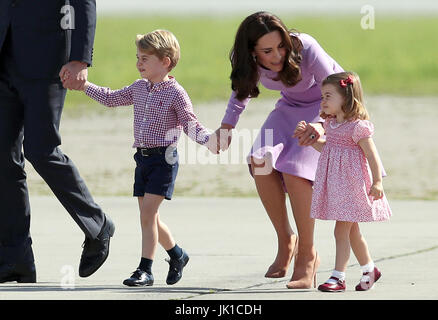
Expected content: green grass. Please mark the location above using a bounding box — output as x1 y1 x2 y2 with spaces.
64 15 438 110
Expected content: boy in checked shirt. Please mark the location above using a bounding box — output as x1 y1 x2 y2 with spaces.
71 30 216 286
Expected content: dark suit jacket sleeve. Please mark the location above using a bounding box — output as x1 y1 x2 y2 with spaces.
70 0 96 66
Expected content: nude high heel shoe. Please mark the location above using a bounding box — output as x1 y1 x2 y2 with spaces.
265 235 299 278
286 252 320 289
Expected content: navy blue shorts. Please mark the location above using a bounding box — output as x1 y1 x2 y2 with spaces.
133 147 179 200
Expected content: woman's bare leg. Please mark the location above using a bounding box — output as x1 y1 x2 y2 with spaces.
251 157 297 278
283 173 320 289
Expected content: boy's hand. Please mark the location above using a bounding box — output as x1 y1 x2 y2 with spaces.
205 134 220 154
82 81 90 91
212 124 233 152
369 181 384 200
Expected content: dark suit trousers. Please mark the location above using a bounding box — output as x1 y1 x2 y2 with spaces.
0 33 105 263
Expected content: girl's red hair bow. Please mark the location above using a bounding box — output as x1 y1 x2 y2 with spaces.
340 75 354 88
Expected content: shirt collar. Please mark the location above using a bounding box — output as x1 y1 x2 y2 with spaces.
146 76 176 92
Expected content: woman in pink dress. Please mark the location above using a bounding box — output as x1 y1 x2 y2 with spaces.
294 71 392 292
211 11 343 288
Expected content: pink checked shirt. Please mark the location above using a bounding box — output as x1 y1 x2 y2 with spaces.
85 77 210 148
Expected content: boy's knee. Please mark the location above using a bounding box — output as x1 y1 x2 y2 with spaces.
140 208 159 225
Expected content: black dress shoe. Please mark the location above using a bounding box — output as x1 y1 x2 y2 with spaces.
0 262 36 283
79 215 115 278
166 249 189 285
123 269 154 287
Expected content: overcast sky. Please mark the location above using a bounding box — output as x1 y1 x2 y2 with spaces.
97 0 438 16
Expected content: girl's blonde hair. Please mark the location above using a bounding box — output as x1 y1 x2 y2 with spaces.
321 71 369 121
135 29 180 71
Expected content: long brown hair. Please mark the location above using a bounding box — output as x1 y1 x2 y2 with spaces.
321 71 369 121
229 12 303 101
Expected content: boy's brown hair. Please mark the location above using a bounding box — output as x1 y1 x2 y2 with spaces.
321 71 369 121
135 29 180 71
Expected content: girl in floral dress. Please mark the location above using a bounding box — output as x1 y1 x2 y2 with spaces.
293 71 392 292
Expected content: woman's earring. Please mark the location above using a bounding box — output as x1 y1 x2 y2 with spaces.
252 55 257 62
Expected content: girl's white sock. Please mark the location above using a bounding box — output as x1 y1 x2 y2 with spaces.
326 270 345 284
360 261 375 274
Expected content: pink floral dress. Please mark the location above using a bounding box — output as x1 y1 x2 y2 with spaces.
310 118 392 222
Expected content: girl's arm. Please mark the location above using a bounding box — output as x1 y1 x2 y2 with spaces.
293 121 326 151
83 81 134 107
310 138 326 153
358 137 384 199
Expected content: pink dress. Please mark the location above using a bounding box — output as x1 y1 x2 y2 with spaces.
310 118 392 222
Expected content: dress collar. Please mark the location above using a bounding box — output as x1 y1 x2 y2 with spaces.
257 65 278 79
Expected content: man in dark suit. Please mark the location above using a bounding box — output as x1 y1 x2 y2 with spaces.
0 0 115 283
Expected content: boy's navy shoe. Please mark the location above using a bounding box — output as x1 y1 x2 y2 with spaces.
79 215 115 277
123 269 154 286
166 249 189 285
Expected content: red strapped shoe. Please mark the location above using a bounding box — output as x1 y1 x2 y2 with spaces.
355 267 381 291
317 277 346 292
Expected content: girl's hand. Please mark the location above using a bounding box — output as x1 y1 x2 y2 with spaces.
369 181 384 200
293 121 307 137
293 122 324 146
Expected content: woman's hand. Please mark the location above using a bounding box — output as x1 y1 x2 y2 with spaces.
218 124 233 151
293 122 324 146
208 123 233 154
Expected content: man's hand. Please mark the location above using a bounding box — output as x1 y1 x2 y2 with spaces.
59 61 88 90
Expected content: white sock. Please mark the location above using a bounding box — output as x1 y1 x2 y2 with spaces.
360 261 375 274
326 270 345 284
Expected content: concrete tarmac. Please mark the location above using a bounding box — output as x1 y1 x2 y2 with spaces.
0 196 437 301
